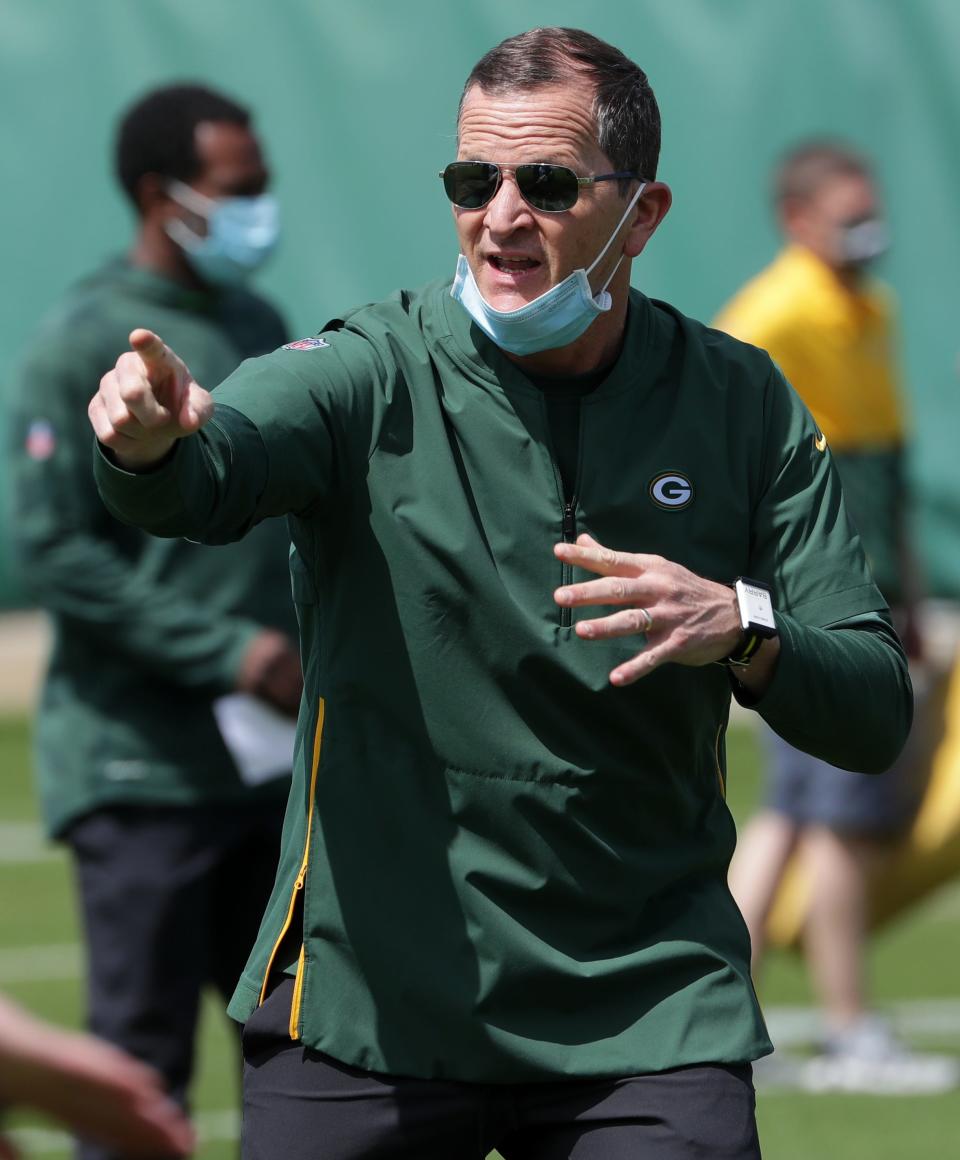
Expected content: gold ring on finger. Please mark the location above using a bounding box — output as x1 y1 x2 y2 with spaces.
638 607 654 633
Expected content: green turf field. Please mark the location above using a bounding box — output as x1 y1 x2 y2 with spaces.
2 714 957 1157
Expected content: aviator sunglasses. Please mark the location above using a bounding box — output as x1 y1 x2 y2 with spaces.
440 161 644 214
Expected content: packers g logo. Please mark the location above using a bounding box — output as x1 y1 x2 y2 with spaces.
649 471 693 510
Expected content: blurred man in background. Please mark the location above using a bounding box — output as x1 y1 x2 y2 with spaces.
7 84 302 1156
717 141 954 1093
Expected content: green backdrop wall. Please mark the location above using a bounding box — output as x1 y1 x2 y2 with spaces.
3 0 959 603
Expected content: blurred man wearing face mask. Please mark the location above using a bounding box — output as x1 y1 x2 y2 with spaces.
7 84 302 1157
716 143 952 1094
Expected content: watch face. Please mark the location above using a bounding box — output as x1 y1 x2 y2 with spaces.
736 579 777 634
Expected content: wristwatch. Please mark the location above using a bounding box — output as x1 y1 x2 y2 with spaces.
721 578 778 667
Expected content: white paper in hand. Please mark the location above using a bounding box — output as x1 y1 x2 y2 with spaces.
212 693 296 786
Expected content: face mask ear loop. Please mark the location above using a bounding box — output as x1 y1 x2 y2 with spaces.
165 180 218 252
165 216 205 252
597 254 625 295
586 181 648 282
166 178 217 217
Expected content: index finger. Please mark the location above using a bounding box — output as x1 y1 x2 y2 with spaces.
553 536 658 577
129 329 171 376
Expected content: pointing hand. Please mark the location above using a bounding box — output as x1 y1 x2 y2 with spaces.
88 329 213 470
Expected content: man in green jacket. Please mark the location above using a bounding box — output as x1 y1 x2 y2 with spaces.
88 30 911 1160
9 84 301 1158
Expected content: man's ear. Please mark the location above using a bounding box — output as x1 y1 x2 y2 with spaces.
779 196 807 242
135 172 172 219
625 181 672 259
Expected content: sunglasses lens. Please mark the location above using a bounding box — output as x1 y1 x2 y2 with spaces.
516 164 579 211
443 162 499 209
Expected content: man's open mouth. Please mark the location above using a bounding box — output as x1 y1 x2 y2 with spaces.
487 256 540 272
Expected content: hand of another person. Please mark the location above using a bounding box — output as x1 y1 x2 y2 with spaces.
88 329 213 471
0 996 193 1158
553 533 755 687
237 630 304 718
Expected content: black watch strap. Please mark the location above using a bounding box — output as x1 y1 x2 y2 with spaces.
720 630 764 668
719 578 777 668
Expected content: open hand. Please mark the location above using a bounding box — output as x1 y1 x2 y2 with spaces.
554 533 744 686
88 329 213 470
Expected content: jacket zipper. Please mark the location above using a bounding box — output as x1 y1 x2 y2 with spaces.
289 944 307 1039
560 497 578 628
543 389 584 630
257 697 326 1043
714 722 726 798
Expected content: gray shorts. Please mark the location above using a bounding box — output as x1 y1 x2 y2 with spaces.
765 729 923 838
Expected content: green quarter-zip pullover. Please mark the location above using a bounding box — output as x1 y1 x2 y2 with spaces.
95 281 911 1081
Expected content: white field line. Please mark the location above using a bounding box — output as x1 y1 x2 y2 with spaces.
4 1010 959 1154
2 933 959 1040
8 1108 240 1155
2 933 958 1045
0 822 62 864
0 943 82 984
766 999 960 1048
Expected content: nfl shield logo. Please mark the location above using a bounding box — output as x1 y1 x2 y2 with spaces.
283 336 330 351
26 419 56 461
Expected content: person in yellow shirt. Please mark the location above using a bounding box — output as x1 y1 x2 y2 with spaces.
716 141 952 1094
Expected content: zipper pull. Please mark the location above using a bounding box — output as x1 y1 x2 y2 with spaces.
562 498 577 543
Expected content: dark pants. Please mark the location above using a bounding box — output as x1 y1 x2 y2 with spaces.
242 980 761 1160
67 798 288 1160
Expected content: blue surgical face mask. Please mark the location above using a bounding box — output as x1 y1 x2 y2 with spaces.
450 182 646 356
837 215 889 269
164 179 280 286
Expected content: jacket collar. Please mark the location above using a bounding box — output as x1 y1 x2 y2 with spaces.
438 282 661 404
